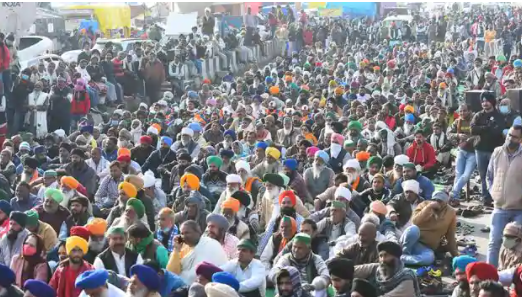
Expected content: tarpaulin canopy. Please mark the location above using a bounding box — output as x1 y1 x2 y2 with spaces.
66 4 131 33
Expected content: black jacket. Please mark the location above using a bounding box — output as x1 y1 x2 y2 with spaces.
470 109 505 152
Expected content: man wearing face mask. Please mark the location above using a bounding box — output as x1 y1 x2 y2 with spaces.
498 222 522 270
486 125 522 267
498 98 522 136
326 133 350 174
354 241 421 297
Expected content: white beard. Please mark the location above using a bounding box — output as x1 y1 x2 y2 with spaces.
223 140 232 149
20 172 31 183
346 172 358 184
264 187 281 202
283 126 293 136
117 140 128 148
126 286 148 297
239 172 249 185
312 163 325 179
225 187 239 198
120 216 138 230
89 238 107 252
404 123 413 135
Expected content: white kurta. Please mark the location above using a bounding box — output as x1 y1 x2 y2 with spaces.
27 91 49 139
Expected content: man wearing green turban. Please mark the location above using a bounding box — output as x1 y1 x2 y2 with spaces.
206 156 223 168
348 121 363 143
25 209 58 252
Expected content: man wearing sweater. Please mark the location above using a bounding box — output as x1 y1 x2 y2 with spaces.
486 125 522 267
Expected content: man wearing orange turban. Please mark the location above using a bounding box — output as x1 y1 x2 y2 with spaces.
60 176 88 208
221 197 250 240
180 173 200 191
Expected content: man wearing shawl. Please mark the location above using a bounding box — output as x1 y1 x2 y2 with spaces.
142 136 177 178
174 192 210 233
274 266 312 297
251 147 282 178
205 213 239 260
282 158 311 203
167 220 227 285
499 222 522 270
316 201 357 256
378 128 402 157
203 155 228 202
354 241 421 297
235 161 263 206
303 150 335 200
270 233 330 297
347 120 364 144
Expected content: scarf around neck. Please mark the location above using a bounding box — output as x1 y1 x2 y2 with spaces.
375 261 421 297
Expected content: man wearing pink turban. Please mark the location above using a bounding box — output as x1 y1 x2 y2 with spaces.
326 133 350 174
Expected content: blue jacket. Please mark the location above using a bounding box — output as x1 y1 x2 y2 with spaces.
160 269 186 297
392 174 435 199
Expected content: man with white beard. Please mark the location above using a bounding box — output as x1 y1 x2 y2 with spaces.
235 160 263 208
127 264 162 297
76 269 126 297
277 117 300 147
0 263 23 296
251 147 282 178
258 173 285 229
36 170 59 201
395 112 416 145
84 218 109 264
171 127 201 160
218 129 236 152
343 159 371 193
303 150 335 200
385 154 410 188
213 174 242 214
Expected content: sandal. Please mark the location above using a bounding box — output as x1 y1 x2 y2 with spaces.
481 226 491 233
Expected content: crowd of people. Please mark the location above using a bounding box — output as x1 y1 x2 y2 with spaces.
0 3 522 297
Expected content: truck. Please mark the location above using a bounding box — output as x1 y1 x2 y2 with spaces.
0 2 38 42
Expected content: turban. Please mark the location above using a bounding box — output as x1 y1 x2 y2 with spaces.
61 176 79 189
0 264 15 289
334 186 352 201
151 123 162 133
331 200 346 209
206 213 230 231
394 154 410 166
25 209 39 226
235 160 250 172
71 148 86 159
140 135 153 145
223 130 236 141
404 105 415 114
452 255 477 273
432 191 450 203
161 136 173 147
328 258 354 280
207 156 223 167
367 156 383 169
181 127 194 137
66 236 89 254
107 226 126 236
70 226 91 241
402 162 416 169
10 211 27 228
222 198 240 213
344 159 361 171
331 133 345 144
255 141 268 150
45 188 64 204
283 159 298 171
75 269 108 290
43 170 57 177
125 175 144 191
402 180 420 195
80 125 94 134
220 150 234 159
19 142 31 151
0 200 11 216
130 264 161 291
226 174 241 184
237 238 256 252
293 233 311 246
351 279 377 297
118 182 137 198
466 262 499 282
263 173 285 188
212 272 240 292
86 218 108 236
24 279 57 297
344 140 355 148
117 154 131 163
265 147 281 160
514 59 522 68
205 283 240 297
180 173 200 190
34 145 45 155
306 146 319 157
280 173 290 187
370 200 387 215
356 151 370 162
405 113 415 123
188 122 202 133
347 121 362 131
24 157 38 169
378 241 402 258
126 198 145 218
315 150 329 163
270 86 280 95
231 191 251 207
143 172 155 188
279 190 297 206
196 261 223 281
178 152 192 162
146 126 159 135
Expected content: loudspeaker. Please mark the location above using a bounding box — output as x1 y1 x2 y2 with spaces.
465 90 487 112
506 88 522 112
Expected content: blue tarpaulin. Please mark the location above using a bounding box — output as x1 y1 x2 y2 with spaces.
325 2 377 18
79 20 99 32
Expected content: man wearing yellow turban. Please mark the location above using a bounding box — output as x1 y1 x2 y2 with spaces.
50 236 94 297
106 182 137 227
251 147 282 178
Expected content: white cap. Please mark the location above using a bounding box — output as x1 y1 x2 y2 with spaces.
146 126 159 135
54 129 66 138
139 102 149 109
402 179 420 195
181 127 194 137
334 187 352 201
226 174 242 184
344 159 361 171
113 109 124 116
394 154 410 166
143 171 156 188
235 160 250 173
157 99 168 106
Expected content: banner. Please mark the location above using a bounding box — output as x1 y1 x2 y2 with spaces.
318 8 342 17
308 2 327 9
